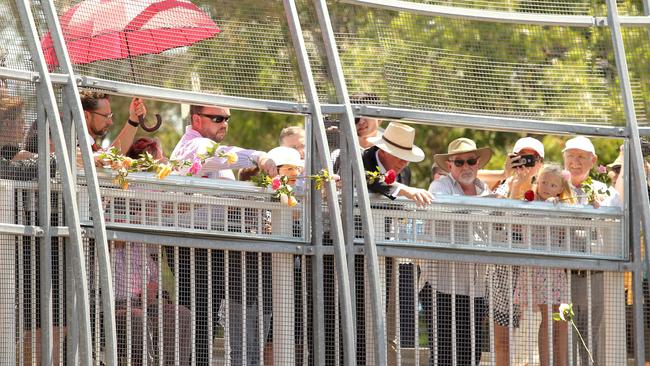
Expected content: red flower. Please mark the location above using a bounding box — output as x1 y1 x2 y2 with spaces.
384 169 397 185
523 190 535 202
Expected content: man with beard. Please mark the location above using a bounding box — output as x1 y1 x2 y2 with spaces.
426 137 493 365
80 91 145 157
170 104 276 179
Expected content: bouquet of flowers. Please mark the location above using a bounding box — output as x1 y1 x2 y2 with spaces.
98 142 238 190
252 169 334 207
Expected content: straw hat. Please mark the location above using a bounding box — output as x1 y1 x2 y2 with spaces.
267 146 304 167
366 122 424 162
434 138 493 173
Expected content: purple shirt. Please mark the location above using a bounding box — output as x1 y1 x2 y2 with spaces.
170 126 264 180
113 243 158 301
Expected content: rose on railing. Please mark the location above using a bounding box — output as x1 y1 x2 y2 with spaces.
98 142 238 189
553 303 594 364
366 167 397 185
252 169 334 207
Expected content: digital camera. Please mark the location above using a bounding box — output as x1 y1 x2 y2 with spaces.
512 154 537 168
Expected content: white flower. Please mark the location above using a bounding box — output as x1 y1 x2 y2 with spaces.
280 193 289 205
559 303 572 321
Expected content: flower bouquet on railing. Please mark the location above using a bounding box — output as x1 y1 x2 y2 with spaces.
366 166 396 185
97 142 238 190
251 169 334 207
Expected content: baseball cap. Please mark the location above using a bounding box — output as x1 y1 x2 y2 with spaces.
562 136 595 155
267 146 304 167
512 137 545 158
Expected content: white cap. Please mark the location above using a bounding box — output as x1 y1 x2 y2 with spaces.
562 136 595 155
512 137 545 158
267 146 304 167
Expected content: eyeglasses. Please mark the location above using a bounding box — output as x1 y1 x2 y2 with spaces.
450 158 479 167
91 111 113 120
198 113 230 123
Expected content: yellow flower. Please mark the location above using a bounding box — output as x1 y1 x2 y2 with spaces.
287 195 298 207
224 152 238 165
122 157 134 170
156 164 172 179
120 181 129 190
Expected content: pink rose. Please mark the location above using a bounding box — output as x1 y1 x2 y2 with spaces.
384 169 397 185
271 176 282 190
188 158 202 175
597 165 607 174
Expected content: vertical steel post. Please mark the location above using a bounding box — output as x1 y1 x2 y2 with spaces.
37 91 53 366
630 162 646 366
606 1 650 363
14 0 93 363
310 119 326 364
312 0 387 363
37 0 118 363
282 1 356 363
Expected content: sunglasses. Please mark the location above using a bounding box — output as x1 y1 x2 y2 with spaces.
611 166 621 174
91 111 114 120
199 113 230 123
450 158 479 167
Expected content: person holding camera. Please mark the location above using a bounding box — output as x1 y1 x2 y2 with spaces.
494 137 545 199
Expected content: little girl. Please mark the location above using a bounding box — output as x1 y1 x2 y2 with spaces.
514 164 574 366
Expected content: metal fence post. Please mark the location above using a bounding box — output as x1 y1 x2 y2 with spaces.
282 0 357 364
37 0 118 362
37 92 54 365
14 0 93 363
311 0 387 363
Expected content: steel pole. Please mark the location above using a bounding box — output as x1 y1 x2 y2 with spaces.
37 0 118 363
14 0 93 363
312 0 387 363
282 0 356 363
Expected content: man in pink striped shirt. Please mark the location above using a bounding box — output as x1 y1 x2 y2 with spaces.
171 105 277 179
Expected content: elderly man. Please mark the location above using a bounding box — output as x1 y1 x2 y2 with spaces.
80 91 145 155
171 105 276 178
563 136 621 365
362 122 432 205
427 137 492 366
279 126 305 159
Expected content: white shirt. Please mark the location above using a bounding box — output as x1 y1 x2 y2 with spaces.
423 174 491 297
571 179 622 208
170 126 263 180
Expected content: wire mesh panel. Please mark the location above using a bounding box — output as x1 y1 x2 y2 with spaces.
302 5 634 125
0 1 33 71
365 195 625 260
402 0 595 14
77 173 308 242
89 240 312 365
47 0 306 102
375 256 627 365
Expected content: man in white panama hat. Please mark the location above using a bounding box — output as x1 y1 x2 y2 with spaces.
362 121 433 205
426 137 493 366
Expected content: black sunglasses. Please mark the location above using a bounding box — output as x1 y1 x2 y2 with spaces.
611 166 621 174
91 111 114 120
450 158 478 167
198 113 230 123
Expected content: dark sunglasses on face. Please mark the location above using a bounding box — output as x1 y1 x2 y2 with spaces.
611 166 621 174
450 158 479 167
91 111 114 120
199 113 230 123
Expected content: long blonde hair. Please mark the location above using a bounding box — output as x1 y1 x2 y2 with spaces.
535 164 576 204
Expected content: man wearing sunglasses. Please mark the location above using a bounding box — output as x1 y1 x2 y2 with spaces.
171 105 277 179
80 91 146 155
427 137 493 366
